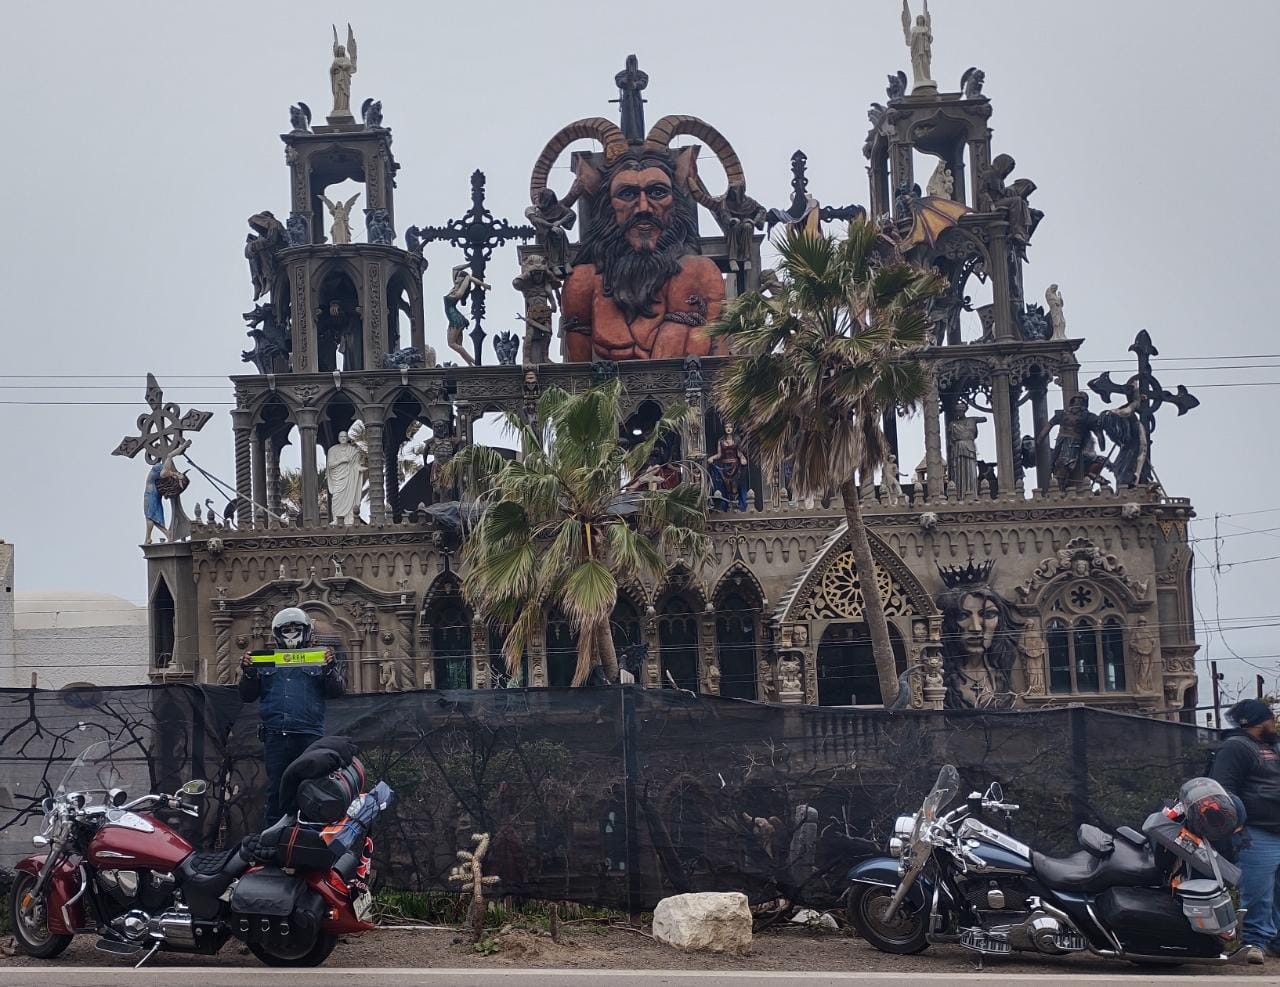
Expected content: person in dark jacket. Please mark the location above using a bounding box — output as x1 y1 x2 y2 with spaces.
239 607 346 826
1211 699 1280 964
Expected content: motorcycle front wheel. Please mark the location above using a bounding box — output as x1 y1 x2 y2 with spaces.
847 884 929 955
8 872 73 959
249 932 337 967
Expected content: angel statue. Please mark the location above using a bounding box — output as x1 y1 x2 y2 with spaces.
323 192 360 245
902 0 935 93
329 24 357 120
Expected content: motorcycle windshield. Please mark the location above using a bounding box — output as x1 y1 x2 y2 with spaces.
910 764 961 846
56 740 125 797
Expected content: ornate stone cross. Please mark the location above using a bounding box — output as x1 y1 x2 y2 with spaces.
407 170 534 364
112 373 213 542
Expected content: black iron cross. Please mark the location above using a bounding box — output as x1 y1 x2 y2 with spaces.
1087 329 1199 479
767 150 866 232
407 170 534 364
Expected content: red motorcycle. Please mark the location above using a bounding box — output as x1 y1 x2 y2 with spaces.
8 740 382 967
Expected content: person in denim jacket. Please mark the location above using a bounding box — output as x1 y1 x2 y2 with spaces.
239 607 345 825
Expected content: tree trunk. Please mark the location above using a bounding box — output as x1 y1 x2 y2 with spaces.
599 622 620 683
840 478 899 705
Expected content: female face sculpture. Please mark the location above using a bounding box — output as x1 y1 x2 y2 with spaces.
338 431 349 445
956 592 1000 659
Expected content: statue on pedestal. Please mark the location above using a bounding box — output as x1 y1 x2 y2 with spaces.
323 193 360 245
1046 284 1067 339
1038 393 1106 492
329 24 358 121
947 399 985 498
709 423 749 511
317 299 362 372
525 189 576 277
326 430 365 525
710 183 767 273
979 154 1040 258
901 0 935 93
512 253 561 366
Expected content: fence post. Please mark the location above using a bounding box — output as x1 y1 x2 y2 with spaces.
621 684 642 924
1069 706 1089 829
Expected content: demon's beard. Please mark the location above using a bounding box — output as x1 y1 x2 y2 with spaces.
576 190 701 325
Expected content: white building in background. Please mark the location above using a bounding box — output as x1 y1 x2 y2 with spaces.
0 541 150 689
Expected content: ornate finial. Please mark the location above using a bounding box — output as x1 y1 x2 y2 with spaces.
936 558 995 589
611 54 649 141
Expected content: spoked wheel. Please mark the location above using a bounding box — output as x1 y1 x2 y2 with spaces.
847 884 929 955
249 932 337 967
8 871 73 959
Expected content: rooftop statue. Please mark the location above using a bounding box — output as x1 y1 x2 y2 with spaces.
901 0 935 94
329 24 357 122
324 193 360 245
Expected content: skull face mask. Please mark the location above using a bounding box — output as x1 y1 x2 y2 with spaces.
278 623 307 649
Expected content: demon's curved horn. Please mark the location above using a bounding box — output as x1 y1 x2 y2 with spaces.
643 115 746 207
529 117 628 203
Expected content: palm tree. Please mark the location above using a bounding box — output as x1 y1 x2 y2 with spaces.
709 218 944 704
444 379 708 686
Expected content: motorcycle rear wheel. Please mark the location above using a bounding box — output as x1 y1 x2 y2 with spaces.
248 932 337 967
8 872 73 959
847 884 929 955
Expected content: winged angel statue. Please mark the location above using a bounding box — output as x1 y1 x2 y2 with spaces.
330 24 357 119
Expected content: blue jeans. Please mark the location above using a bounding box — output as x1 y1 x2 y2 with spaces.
261 730 319 829
1238 825 1280 948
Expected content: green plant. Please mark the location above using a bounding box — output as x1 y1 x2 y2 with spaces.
472 936 501 956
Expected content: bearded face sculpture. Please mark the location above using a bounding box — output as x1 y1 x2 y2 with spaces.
530 114 747 362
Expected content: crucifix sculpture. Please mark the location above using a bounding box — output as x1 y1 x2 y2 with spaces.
406 170 534 365
1087 329 1199 488
610 53 649 142
112 373 213 544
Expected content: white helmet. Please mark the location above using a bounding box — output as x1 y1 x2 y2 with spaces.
271 607 313 649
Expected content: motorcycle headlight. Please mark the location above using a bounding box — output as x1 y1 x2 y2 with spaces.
889 814 917 857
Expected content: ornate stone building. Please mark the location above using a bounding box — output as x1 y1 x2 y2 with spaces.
140 38 1198 718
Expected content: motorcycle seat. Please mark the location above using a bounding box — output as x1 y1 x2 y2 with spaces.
178 844 251 896
1077 823 1115 858
1032 838 1162 894
1116 826 1147 847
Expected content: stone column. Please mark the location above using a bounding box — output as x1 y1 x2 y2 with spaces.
296 408 321 527
1058 364 1081 404
922 369 945 501
455 401 475 445
363 408 387 525
231 410 254 527
471 614 490 690
990 368 1015 495
250 431 267 529
1030 377 1051 492
265 432 282 528
988 233 1017 341
212 611 236 686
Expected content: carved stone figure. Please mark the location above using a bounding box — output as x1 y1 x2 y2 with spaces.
925 160 954 198
444 265 489 367
886 71 908 101
404 225 427 256
326 430 365 525
1020 303 1051 341
682 355 704 391
960 67 985 98
711 182 766 272
493 331 519 366
323 193 360 245
1131 615 1157 693
366 207 394 245
245 212 287 301
143 439 192 545
881 453 905 506
329 24 358 121
1038 393 1105 492
317 299 362 372
556 137 725 361
936 570 1020 709
378 630 410 692
709 423 749 512
285 212 309 246
382 346 427 370
289 102 312 133
1021 617 1047 696
901 1 935 93
947 399 985 498
241 303 290 374
360 97 383 128
978 154 1039 257
777 653 803 696
525 189 577 276
512 253 561 366
1046 283 1067 339
1098 377 1151 488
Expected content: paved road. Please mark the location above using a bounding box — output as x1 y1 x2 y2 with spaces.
0 970 1267 987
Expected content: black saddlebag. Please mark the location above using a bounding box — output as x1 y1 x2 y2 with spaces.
1097 887 1188 938
228 867 327 950
252 821 337 871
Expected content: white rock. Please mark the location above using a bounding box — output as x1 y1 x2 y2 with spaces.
652 892 752 955
790 908 839 930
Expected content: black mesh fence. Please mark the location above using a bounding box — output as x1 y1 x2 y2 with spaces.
0 685 1217 911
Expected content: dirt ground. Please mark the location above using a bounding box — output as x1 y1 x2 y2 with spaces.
1 923 1270 975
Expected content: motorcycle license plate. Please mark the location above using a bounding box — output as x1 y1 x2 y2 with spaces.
354 889 373 923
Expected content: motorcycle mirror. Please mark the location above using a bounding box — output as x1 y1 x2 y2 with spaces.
41 797 55 813
180 780 208 797
109 788 128 807
987 782 1003 802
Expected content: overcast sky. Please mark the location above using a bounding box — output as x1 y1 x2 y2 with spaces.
3 1 1277 702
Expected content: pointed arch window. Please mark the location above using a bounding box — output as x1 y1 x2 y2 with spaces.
1042 587 1128 695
